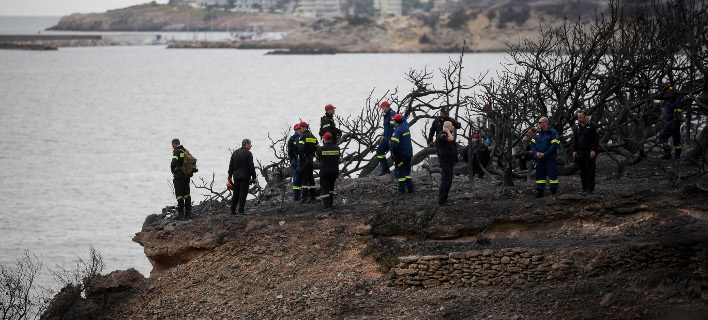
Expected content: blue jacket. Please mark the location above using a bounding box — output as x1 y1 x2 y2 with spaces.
531 128 560 161
390 124 413 158
383 109 408 139
664 99 685 124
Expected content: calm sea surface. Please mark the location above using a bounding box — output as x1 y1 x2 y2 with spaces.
0 16 507 287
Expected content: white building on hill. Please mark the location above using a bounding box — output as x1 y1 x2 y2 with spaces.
374 0 402 18
294 0 344 18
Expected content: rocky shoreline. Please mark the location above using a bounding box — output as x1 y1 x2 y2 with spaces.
42 160 708 319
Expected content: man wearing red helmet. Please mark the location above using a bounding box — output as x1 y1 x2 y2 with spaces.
287 122 304 201
319 104 342 145
390 113 414 193
316 132 340 209
298 121 319 203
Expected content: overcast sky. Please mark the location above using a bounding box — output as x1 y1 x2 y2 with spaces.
1 0 168 16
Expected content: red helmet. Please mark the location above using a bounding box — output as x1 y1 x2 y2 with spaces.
299 121 309 128
322 132 333 140
378 101 390 108
294 123 301 130
325 104 336 111
392 114 403 121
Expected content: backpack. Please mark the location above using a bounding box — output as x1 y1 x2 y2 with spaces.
180 148 198 177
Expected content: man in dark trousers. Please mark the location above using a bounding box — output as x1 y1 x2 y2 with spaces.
531 117 560 198
376 101 406 176
427 106 461 148
228 139 257 214
658 86 685 159
319 104 342 145
573 109 600 195
287 122 303 201
298 122 319 203
390 114 414 193
171 138 192 219
437 121 457 206
316 132 340 209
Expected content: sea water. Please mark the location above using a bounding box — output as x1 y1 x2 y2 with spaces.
0 16 506 287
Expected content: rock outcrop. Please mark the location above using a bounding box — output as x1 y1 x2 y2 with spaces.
45 161 708 319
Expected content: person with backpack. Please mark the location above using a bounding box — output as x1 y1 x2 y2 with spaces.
228 139 257 214
171 138 192 219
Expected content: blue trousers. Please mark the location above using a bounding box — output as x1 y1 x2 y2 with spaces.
376 139 391 172
290 158 301 201
394 156 414 193
659 124 682 157
535 159 558 190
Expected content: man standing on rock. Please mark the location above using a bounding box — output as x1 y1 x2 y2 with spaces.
316 132 340 209
391 114 415 194
437 121 457 206
228 139 257 215
573 109 600 196
171 138 192 219
298 122 319 203
319 104 342 145
531 117 560 198
288 123 303 201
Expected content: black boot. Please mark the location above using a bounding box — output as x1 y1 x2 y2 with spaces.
535 189 544 198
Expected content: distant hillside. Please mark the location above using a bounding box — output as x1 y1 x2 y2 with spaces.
47 0 616 52
47 2 308 32
281 0 612 52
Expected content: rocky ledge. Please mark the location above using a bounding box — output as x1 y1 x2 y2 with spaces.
44 161 708 319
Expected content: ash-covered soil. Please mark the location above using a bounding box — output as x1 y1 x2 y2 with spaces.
49 160 708 320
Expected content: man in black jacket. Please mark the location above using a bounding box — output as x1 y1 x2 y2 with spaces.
316 132 340 209
427 107 461 148
298 122 319 203
319 104 342 144
228 139 257 214
437 121 457 206
171 138 192 219
573 109 600 195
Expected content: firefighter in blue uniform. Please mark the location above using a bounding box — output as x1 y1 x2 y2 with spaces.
171 138 192 219
287 122 303 201
298 121 319 203
531 117 560 198
376 101 407 176
390 114 415 193
659 86 685 159
316 132 340 209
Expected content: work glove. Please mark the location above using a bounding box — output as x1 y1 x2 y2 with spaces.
428 141 435 148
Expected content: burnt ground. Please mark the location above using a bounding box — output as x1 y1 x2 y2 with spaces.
48 158 708 320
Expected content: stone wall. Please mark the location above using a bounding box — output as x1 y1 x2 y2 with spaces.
392 244 707 288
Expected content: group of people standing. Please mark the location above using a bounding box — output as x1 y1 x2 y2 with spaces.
287 104 342 208
169 88 684 216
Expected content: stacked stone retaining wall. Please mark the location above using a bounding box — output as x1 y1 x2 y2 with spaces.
392 244 707 288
